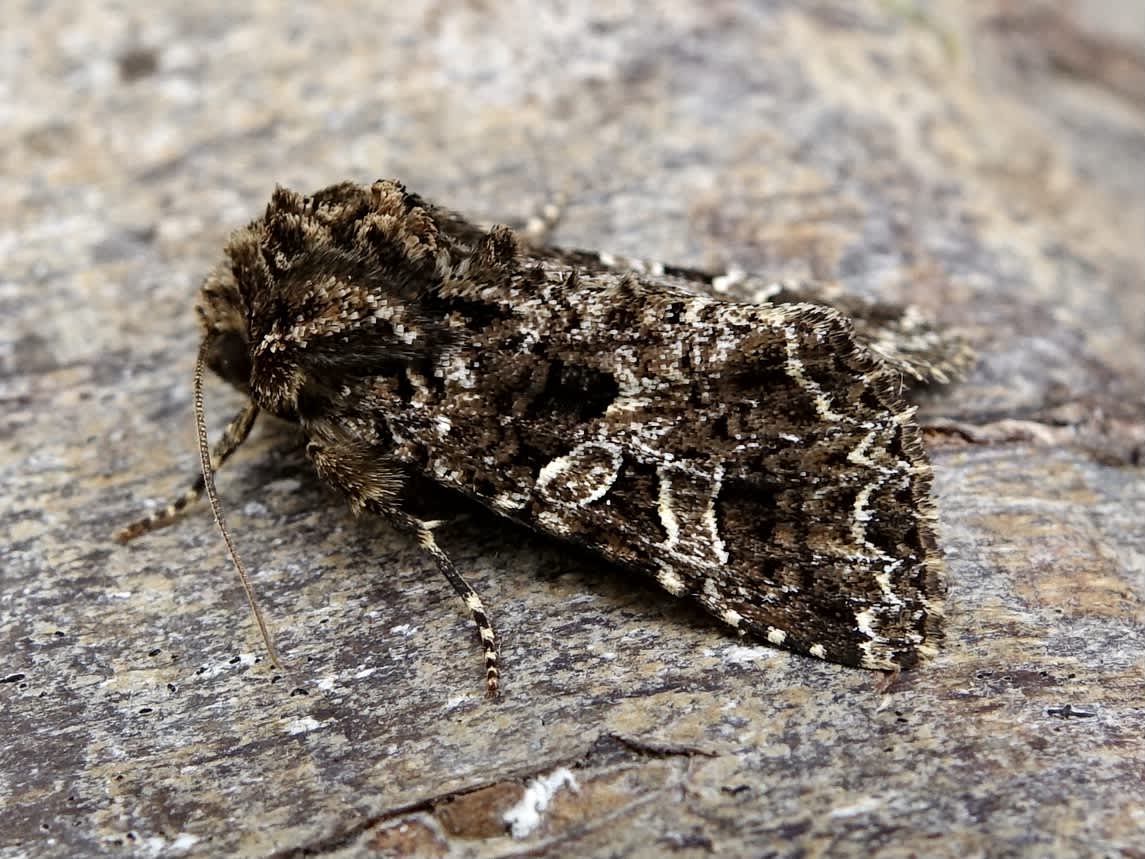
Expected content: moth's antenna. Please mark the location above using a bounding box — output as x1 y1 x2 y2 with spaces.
194 342 282 669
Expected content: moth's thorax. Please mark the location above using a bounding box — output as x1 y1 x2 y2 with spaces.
196 179 485 421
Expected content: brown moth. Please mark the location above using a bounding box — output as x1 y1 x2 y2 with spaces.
119 179 971 695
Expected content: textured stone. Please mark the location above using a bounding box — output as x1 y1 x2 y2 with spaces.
2 2 1143 858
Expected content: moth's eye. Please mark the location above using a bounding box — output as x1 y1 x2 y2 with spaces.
205 331 253 390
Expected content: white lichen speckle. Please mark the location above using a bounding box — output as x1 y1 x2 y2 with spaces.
283 716 324 735
504 768 580 838
722 644 773 664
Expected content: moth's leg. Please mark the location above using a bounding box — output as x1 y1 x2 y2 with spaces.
305 437 501 697
518 189 568 247
115 401 259 543
483 190 568 249
391 510 501 698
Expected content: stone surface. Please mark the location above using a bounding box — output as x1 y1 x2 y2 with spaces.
2 2 1143 858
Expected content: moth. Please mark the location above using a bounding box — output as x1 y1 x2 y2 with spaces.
118 179 972 696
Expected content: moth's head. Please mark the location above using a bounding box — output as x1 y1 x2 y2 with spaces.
196 262 253 394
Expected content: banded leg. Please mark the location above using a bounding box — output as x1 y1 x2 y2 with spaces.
116 401 259 543
520 190 567 247
490 189 569 249
306 434 501 697
389 510 500 698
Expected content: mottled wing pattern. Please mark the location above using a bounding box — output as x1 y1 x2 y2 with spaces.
193 181 953 675
527 246 974 386
390 257 944 670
